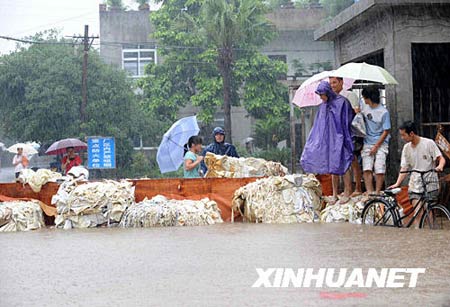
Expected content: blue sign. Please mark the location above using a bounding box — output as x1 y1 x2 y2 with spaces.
87 137 116 169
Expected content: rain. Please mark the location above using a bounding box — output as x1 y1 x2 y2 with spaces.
1 0 450 306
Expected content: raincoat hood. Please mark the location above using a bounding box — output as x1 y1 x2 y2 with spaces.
212 127 225 144
315 81 337 101
213 127 225 136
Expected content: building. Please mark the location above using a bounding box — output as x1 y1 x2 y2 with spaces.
264 6 335 79
98 4 335 145
315 0 450 176
99 4 157 78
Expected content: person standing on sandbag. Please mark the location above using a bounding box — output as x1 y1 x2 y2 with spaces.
201 127 239 175
300 81 354 204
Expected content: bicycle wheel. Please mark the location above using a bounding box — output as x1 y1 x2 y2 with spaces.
420 204 450 230
361 199 398 226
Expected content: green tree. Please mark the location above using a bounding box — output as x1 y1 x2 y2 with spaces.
140 0 288 142
0 31 158 176
106 0 124 9
320 0 354 17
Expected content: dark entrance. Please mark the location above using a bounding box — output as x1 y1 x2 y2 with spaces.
412 43 450 140
353 49 384 67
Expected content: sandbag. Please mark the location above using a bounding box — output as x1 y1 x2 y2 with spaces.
320 200 365 224
18 169 62 193
204 152 288 178
0 201 45 232
52 180 135 229
232 174 322 223
120 195 223 227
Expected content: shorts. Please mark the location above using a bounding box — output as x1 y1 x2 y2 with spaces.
361 143 388 174
409 190 439 201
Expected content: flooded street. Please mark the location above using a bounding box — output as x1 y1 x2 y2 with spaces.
1 223 450 306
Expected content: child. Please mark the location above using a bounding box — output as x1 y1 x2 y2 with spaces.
184 136 203 178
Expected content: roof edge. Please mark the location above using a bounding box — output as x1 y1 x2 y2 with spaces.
314 0 450 41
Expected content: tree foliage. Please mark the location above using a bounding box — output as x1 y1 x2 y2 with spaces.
139 0 289 142
0 31 158 173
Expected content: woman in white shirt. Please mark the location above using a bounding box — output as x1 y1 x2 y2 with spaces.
12 147 28 179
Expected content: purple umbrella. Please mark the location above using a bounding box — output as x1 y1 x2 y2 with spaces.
45 138 87 155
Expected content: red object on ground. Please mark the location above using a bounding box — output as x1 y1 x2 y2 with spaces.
320 291 368 300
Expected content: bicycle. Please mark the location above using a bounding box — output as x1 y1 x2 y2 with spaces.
361 169 450 229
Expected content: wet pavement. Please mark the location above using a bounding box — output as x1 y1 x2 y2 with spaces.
1 223 450 306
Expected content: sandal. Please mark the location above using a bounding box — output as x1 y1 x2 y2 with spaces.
327 196 338 205
339 196 351 204
351 191 362 197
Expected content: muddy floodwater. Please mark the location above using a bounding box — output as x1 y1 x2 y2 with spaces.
1 223 450 306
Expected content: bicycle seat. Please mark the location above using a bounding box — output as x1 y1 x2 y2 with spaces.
384 188 402 196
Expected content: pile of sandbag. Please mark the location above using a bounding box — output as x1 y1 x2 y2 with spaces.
204 152 288 178
320 198 365 224
0 201 45 232
52 180 135 229
18 169 63 192
232 174 322 223
120 195 223 227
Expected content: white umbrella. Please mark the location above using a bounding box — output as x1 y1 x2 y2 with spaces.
292 71 355 108
7 143 38 155
332 62 398 85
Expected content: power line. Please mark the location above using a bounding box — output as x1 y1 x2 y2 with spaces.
0 35 77 46
0 35 333 54
9 11 97 36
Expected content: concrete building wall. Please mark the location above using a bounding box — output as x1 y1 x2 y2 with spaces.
315 1 450 179
265 8 335 77
262 29 335 77
99 7 156 68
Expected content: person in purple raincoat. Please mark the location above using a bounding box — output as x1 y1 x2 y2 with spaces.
300 81 354 204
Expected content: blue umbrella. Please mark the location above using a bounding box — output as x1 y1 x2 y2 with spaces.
157 116 200 173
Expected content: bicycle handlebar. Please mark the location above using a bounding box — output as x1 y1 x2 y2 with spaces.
400 169 436 175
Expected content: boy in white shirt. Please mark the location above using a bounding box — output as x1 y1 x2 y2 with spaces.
389 121 445 207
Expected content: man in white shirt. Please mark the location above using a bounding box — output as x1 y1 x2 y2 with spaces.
389 121 445 207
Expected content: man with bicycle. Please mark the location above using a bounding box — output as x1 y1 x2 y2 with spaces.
388 121 446 214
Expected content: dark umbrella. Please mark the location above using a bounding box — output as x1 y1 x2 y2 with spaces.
45 138 87 155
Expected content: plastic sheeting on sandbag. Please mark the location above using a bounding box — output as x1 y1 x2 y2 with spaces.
204 152 288 178
120 195 223 227
320 199 365 224
232 174 322 223
0 201 45 232
52 180 135 229
18 169 63 193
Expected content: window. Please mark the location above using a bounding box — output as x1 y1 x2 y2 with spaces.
122 44 157 77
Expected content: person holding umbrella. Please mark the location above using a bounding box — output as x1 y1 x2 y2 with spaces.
45 138 87 174
12 147 29 178
61 147 82 175
184 136 204 178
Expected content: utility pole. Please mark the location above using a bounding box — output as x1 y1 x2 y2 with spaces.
289 85 299 174
72 25 98 124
